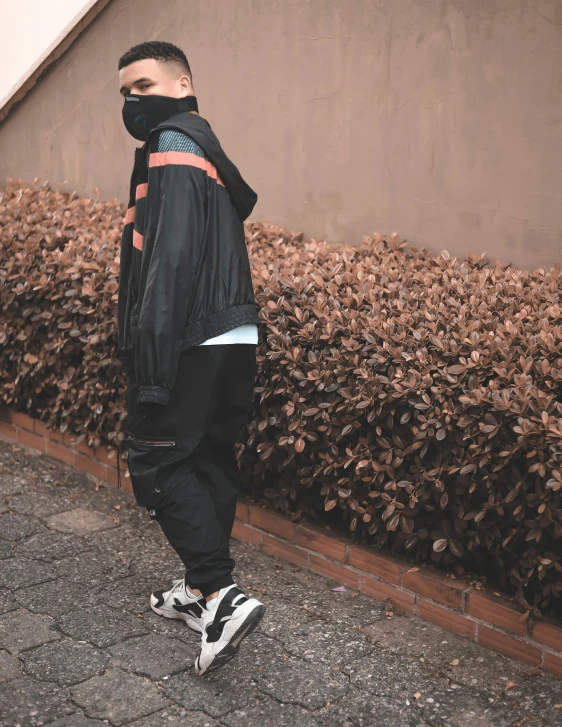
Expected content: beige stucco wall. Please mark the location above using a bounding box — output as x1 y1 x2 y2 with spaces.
0 0 561 268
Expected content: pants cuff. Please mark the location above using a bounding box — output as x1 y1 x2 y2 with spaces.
192 573 235 598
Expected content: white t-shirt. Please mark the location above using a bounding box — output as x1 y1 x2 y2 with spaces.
200 324 258 346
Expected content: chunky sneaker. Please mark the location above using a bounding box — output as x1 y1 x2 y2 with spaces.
194 585 266 675
150 578 205 633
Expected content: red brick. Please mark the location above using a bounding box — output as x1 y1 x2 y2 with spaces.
543 651 562 678
17 428 45 452
34 420 65 443
262 534 309 568
478 625 541 667
348 545 403 584
68 437 96 458
531 619 562 653
0 421 17 441
466 591 527 637
295 523 347 563
232 521 262 546
74 453 106 480
235 500 250 523
95 446 118 468
418 599 476 638
104 465 120 488
249 506 296 541
360 575 415 614
309 554 359 590
10 411 35 432
403 568 467 609
45 440 75 466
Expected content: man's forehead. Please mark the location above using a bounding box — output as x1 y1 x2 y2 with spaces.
119 58 160 80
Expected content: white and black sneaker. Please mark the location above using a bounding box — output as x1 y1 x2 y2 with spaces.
150 578 206 633
194 584 266 676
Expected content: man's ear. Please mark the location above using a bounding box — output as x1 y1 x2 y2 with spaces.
178 74 192 97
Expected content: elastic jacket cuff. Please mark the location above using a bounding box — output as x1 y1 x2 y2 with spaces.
137 385 170 406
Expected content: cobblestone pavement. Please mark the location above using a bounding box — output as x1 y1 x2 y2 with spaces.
0 439 560 727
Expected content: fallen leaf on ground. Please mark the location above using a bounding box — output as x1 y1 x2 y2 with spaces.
450 659 459 666
407 567 420 573
505 681 517 691
413 692 421 700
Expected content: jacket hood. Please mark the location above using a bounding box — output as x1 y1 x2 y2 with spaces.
145 112 258 223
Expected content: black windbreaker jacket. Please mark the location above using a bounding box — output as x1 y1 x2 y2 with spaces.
117 111 260 406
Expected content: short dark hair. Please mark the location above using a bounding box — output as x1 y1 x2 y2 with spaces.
118 41 191 77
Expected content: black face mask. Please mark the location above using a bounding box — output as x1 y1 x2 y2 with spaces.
122 94 199 141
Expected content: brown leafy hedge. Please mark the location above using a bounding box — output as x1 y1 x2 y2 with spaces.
1 179 561 616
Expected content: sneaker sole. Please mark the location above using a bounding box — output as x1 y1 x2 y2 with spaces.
150 601 203 633
197 604 266 676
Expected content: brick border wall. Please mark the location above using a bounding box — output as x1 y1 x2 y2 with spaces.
1 409 561 678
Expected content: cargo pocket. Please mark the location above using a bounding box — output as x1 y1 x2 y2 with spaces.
123 434 177 510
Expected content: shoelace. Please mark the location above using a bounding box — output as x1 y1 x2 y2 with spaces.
170 578 186 597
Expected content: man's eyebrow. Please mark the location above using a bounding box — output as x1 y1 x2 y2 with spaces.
120 77 153 96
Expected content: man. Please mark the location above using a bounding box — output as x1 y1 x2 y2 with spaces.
117 40 265 675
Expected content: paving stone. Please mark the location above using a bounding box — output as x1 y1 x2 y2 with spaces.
58 603 148 647
16 578 98 617
0 676 74 727
503 673 562 721
258 599 324 641
0 541 13 560
413 684 519 727
45 713 105 726
0 512 36 540
53 548 131 584
137 608 200 644
225 632 285 676
299 587 387 627
221 695 323 727
109 632 191 679
128 705 220 726
0 609 60 654
363 616 529 692
87 524 171 563
0 589 16 615
20 639 108 686
269 616 374 667
317 690 427 727
255 655 350 710
233 542 328 603
342 650 447 701
0 650 23 682
97 574 156 614
7 489 68 518
46 507 118 535
0 557 55 590
164 669 259 718
127 544 185 582
0 474 31 497
71 669 170 725
16 529 90 562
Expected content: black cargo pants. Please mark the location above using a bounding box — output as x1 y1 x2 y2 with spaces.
125 344 257 597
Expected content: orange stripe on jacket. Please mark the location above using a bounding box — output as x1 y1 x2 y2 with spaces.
135 183 148 200
149 151 225 187
124 206 135 225
133 230 143 251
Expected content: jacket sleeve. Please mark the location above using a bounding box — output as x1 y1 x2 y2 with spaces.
135 148 207 406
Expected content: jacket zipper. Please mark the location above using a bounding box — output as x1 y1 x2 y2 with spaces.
124 434 176 448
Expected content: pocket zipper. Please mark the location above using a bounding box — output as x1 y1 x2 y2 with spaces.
124 434 176 448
